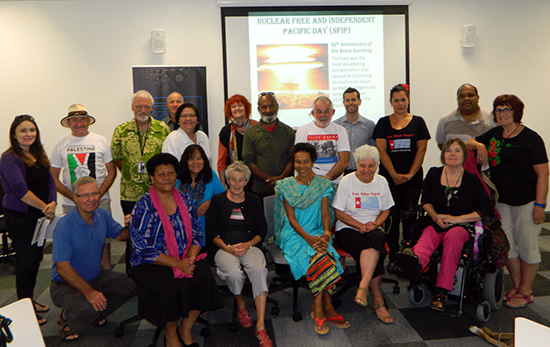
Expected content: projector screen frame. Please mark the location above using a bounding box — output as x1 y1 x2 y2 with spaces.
221 5 410 126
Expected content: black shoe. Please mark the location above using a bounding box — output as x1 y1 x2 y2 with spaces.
394 250 421 281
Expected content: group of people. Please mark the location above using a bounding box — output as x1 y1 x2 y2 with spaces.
0 82 547 346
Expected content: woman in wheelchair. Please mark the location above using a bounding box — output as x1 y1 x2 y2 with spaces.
274 143 349 335
130 154 223 347
206 162 272 347
402 138 494 312
333 145 395 324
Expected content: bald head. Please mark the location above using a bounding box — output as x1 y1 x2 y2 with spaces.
166 92 184 121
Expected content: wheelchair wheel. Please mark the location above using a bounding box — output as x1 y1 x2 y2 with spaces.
408 286 425 305
476 301 491 322
484 268 504 310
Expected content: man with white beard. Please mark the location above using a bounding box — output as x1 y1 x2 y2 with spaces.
295 96 350 183
111 90 170 215
243 92 295 199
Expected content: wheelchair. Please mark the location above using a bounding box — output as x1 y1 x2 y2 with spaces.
394 206 505 322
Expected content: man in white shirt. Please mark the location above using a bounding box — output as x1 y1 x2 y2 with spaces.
295 96 350 183
50 103 117 269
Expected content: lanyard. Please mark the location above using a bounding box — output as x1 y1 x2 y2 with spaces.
136 123 150 158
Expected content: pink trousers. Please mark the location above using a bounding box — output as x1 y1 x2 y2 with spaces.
412 225 470 292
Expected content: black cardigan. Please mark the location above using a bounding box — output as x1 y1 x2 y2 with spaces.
205 191 267 257
421 166 494 232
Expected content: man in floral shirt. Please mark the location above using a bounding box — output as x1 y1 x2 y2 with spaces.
111 90 170 215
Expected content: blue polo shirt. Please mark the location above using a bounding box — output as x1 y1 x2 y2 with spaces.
51 207 122 283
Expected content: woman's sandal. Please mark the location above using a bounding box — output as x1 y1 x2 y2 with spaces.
372 304 393 324
310 311 329 335
430 288 448 312
504 286 518 302
33 300 50 313
505 291 533 308
354 287 368 308
327 313 350 328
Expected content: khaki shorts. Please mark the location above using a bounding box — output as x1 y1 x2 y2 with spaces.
497 201 542 264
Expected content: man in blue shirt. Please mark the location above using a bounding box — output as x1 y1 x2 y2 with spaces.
334 87 376 175
50 176 136 342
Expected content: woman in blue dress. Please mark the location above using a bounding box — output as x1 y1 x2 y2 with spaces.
274 143 349 335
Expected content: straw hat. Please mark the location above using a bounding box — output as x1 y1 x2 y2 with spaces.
60 104 96 127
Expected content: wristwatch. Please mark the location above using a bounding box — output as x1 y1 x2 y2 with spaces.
534 202 547 209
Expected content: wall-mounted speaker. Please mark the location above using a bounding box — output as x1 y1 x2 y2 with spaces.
151 29 166 54
460 24 476 48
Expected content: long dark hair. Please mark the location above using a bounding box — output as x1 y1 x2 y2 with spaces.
4 115 50 168
178 144 213 184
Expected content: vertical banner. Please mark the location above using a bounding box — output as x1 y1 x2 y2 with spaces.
132 66 208 135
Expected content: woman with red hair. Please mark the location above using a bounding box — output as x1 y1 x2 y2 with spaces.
468 94 549 309
217 94 257 188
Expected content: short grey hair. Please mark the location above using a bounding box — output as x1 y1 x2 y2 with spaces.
132 90 154 106
353 144 380 166
225 161 251 181
312 95 333 109
72 176 98 194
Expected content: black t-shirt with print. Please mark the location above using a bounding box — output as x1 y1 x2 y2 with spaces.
476 126 548 206
372 115 431 179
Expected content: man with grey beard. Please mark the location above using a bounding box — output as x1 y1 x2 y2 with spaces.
111 90 170 215
243 92 295 199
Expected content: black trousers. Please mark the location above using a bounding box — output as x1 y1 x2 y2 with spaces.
385 171 423 262
4 209 44 300
121 200 137 273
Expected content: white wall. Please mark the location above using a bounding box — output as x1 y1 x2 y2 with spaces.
409 0 550 168
1 0 548 222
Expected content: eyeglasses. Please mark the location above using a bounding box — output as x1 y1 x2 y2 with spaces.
134 105 152 111
259 92 274 97
75 191 100 199
495 107 513 115
181 114 197 119
15 115 34 121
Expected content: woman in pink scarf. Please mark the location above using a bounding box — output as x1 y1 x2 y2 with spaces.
130 153 222 347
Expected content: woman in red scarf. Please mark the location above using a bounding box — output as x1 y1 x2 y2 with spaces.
217 94 257 189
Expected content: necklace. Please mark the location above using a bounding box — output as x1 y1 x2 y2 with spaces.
444 167 463 207
295 175 314 186
502 124 520 145
444 166 463 187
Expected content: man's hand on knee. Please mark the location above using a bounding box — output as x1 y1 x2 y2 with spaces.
86 290 107 311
